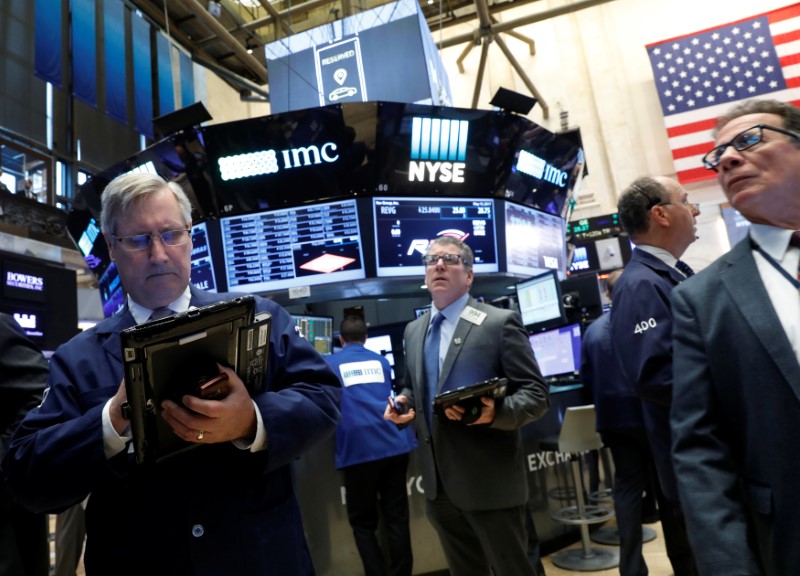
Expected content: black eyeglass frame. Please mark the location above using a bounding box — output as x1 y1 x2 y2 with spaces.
112 228 192 251
421 253 466 267
702 123 800 171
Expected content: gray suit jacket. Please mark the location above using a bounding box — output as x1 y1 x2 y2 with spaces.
671 237 800 576
400 297 549 511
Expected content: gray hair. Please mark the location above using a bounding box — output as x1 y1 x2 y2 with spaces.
714 99 800 137
100 172 192 235
617 176 668 238
426 236 475 268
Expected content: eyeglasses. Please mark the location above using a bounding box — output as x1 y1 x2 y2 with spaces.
659 201 700 214
702 124 800 171
422 253 464 266
113 229 191 251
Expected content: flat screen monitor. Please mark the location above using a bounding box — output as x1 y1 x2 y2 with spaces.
201 106 353 215
65 209 113 279
498 119 586 218
374 102 509 198
414 305 431 319
98 262 125 318
502 200 566 279
363 333 396 380
189 221 218 293
372 196 498 277
528 322 582 385
220 198 366 293
292 315 334 355
515 270 567 332
720 203 751 248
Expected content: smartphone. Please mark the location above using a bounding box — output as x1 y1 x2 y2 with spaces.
195 373 230 401
388 395 408 415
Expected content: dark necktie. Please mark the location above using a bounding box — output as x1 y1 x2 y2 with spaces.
423 313 444 428
148 307 174 321
790 232 800 280
675 260 695 278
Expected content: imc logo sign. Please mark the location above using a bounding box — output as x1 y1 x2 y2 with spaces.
217 143 340 181
516 150 568 187
409 117 468 183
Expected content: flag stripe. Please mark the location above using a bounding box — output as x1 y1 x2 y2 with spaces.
647 4 800 183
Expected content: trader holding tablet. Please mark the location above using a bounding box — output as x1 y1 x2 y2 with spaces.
385 236 550 576
3 173 342 575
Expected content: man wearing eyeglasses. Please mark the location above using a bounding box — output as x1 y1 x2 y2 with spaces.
609 175 700 576
671 99 800 576
3 173 342 575
384 236 550 576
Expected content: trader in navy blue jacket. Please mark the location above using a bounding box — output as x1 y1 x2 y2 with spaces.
2 173 342 576
583 269 659 576
326 314 417 576
609 176 699 576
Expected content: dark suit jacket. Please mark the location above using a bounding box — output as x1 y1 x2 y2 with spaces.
400 296 549 511
0 313 49 576
3 288 342 576
671 237 800 576
610 248 687 501
581 312 645 433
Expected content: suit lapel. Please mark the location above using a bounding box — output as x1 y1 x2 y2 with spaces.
721 241 800 399
633 249 685 285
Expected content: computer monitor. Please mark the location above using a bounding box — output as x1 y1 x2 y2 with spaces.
515 270 568 332
363 333 396 380
414 305 431 319
502 199 567 279
291 315 334 355
372 196 498 277
528 322 582 386
219 198 366 293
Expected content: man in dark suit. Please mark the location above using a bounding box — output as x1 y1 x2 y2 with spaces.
671 98 800 576
609 176 700 576
0 313 49 576
384 236 550 576
582 269 660 576
3 173 342 576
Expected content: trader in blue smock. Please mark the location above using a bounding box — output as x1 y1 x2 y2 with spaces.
2 172 342 576
610 175 700 576
326 314 417 576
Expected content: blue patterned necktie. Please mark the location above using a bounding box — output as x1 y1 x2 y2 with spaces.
148 307 174 321
675 260 695 278
423 313 444 428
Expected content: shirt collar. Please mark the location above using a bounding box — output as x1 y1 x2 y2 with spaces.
635 244 679 268
129 286 192 325
431 292 470 324
750 224 798 262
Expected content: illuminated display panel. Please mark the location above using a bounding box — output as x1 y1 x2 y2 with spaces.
498 118 585 218
515 270 567 332
98 263 125 318
528 322 582 381
373 196 498 277
374 102 510 198
190 221 218 292
292 315 334 355
220 198 365 293
503 200 566 279
201 106 353 215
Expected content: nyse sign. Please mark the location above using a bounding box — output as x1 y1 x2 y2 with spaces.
408 117 469 184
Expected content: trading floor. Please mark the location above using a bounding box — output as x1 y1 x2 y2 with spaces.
51 515 671 576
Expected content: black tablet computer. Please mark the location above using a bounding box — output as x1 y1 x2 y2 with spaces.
433 377 508 424
121 295 269 464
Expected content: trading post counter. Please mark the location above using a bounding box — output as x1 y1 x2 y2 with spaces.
295 385 594 575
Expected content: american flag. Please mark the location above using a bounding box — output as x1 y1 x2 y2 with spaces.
646 4 800 183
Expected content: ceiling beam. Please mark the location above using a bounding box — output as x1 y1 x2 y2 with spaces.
437 0 618 49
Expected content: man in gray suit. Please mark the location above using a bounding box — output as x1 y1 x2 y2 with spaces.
385 236 550 576
671 98 800 576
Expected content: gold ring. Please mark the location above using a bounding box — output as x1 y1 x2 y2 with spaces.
196 430 204 441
